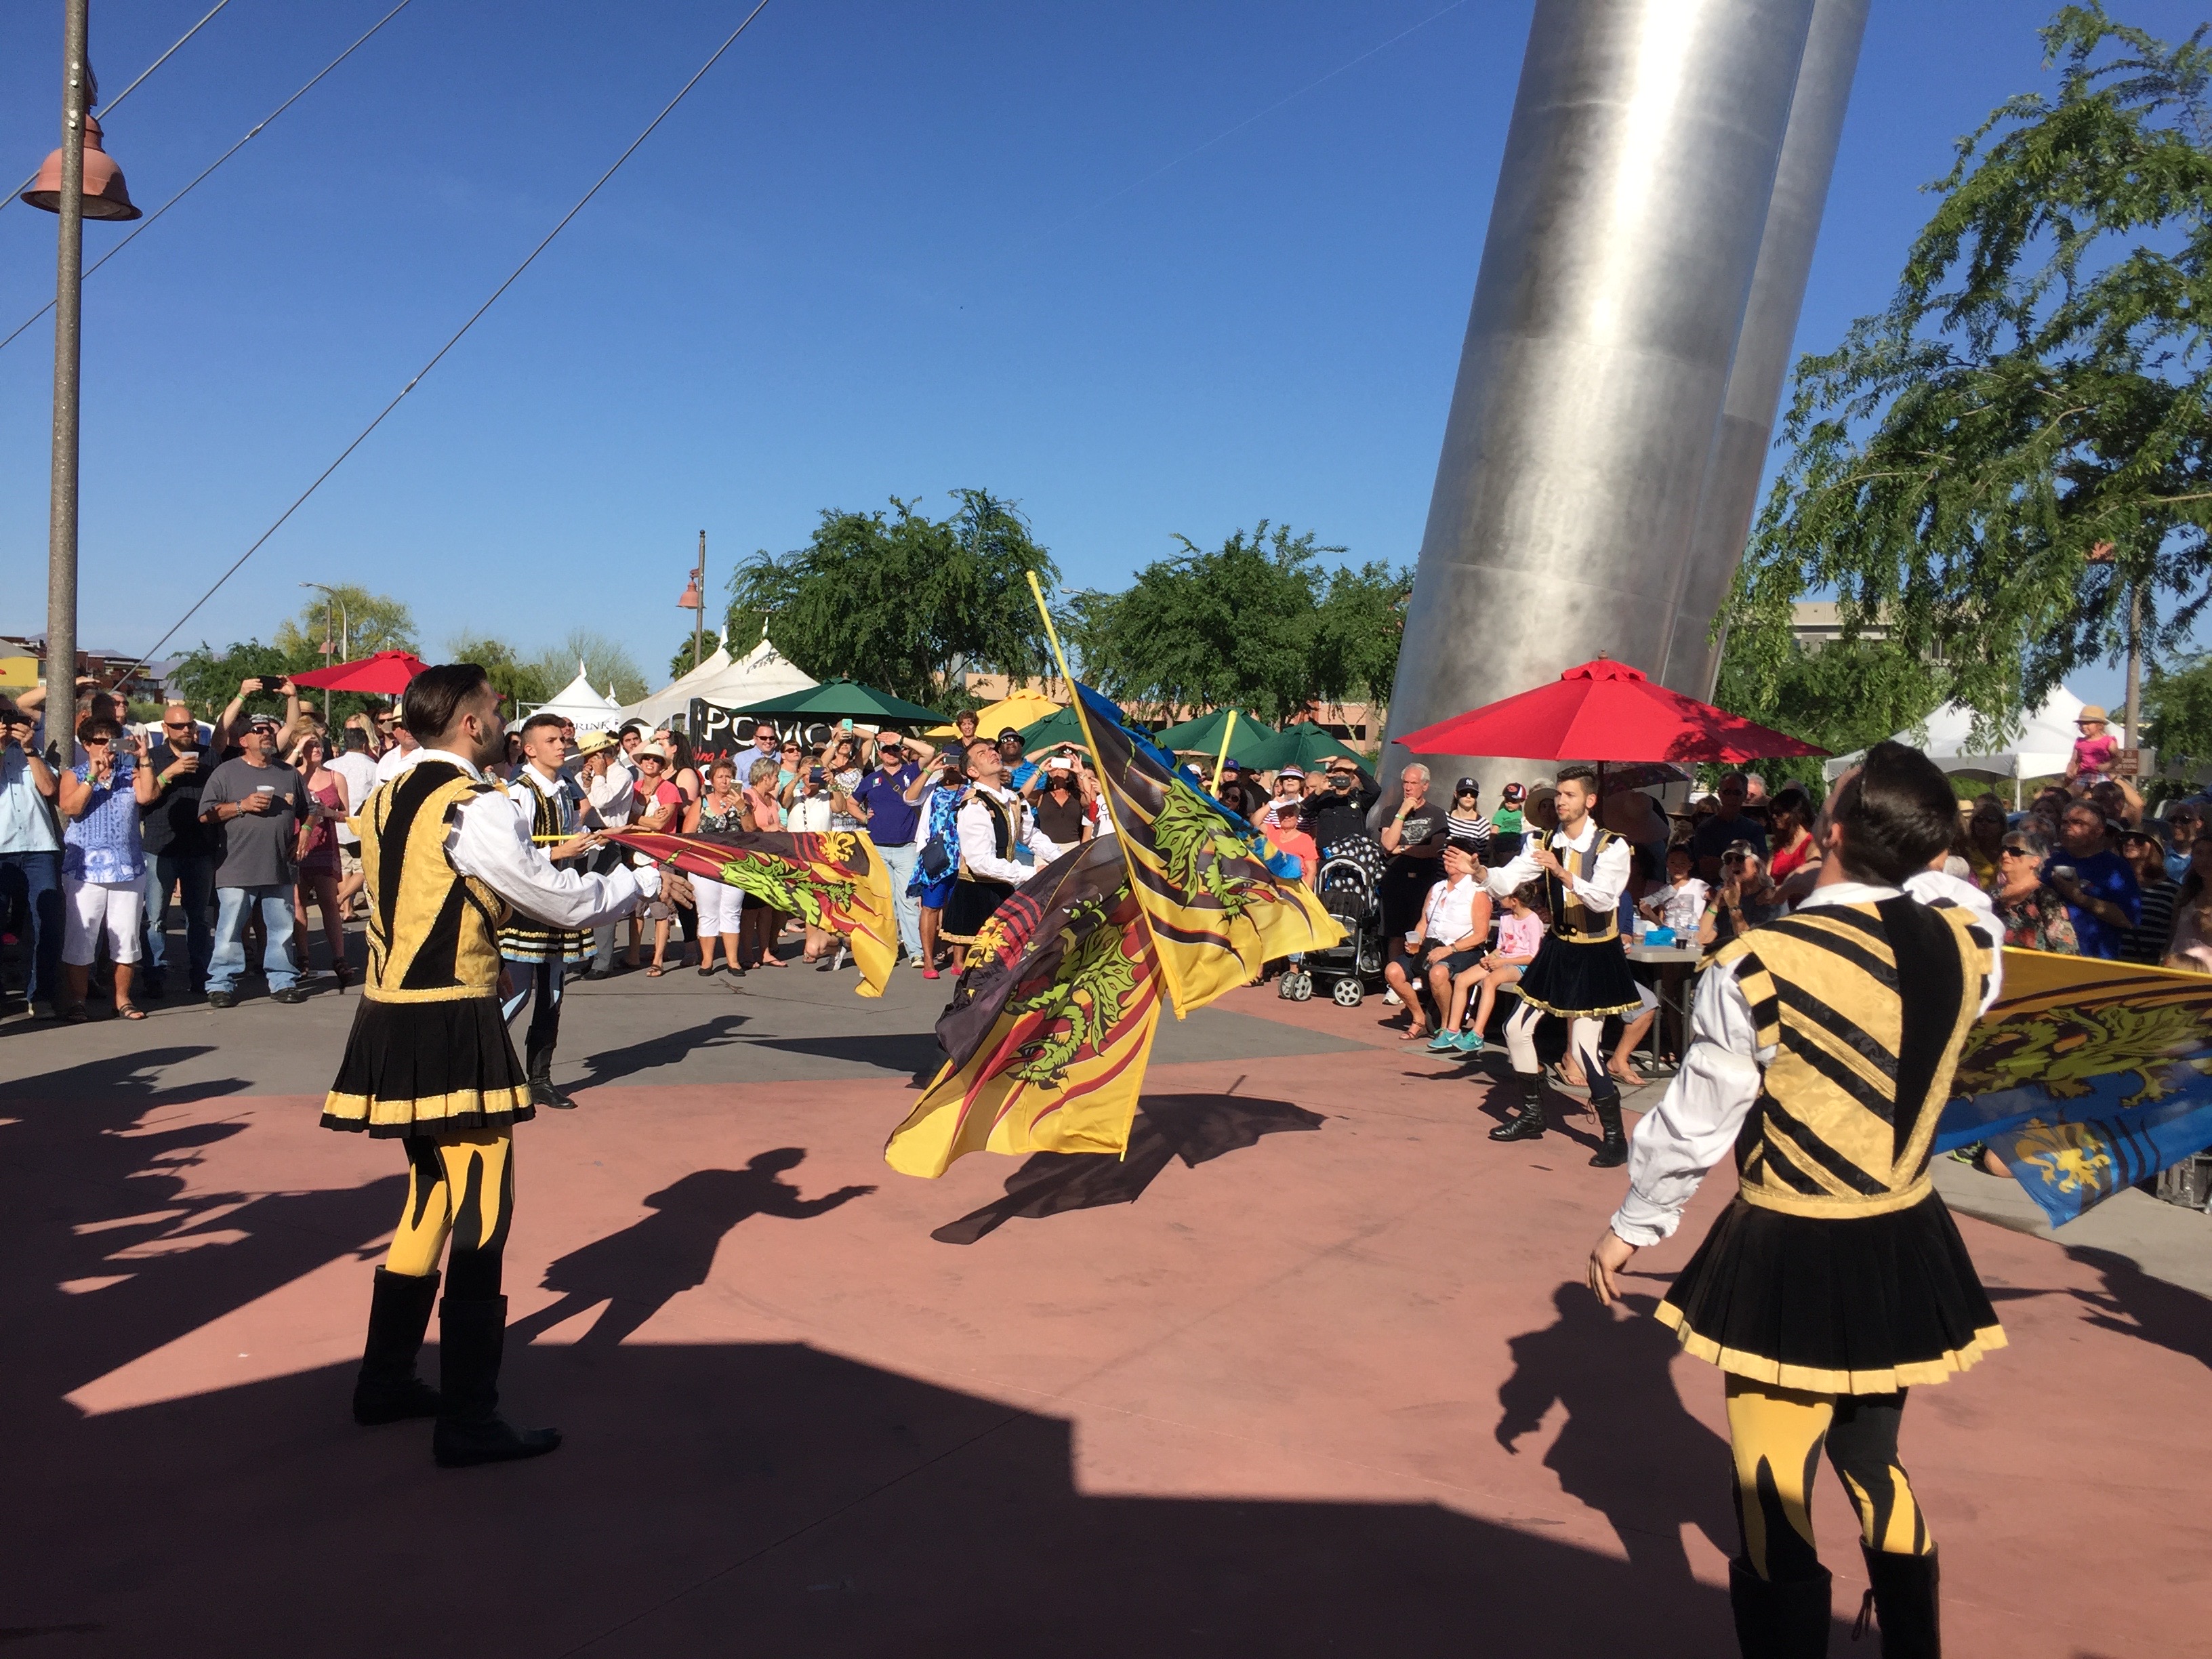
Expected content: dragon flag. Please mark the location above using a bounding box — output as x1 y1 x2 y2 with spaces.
886 838 1166 1178
1067 682 1342 1012
1936 948 2212 1225
602 827 897 997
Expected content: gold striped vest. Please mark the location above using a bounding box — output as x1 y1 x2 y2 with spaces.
354 760 510 1003
1547 829 1622 944
1717 897 1994 1218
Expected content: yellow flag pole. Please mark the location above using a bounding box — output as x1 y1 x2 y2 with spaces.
1025 569 1188 1021
1210 710 1237 796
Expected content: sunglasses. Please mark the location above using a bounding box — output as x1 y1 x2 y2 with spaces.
83 735 115 746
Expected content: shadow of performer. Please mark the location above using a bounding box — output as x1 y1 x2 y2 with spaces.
1496 1283 1735 1586
508 1150 873 1351
933 1094 1324 1245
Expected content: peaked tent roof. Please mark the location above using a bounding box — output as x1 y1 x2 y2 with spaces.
617 625 735 730
529 662 626 732
674 634 818 714
1821 686 2088 782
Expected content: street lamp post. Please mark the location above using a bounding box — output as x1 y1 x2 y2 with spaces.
26 0 138 752
677 531 706 674
301 582 349 725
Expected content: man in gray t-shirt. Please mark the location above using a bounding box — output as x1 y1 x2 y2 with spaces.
197 718 308 1003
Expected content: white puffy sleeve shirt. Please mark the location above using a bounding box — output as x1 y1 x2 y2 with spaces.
423 749 657 929
957 785 1062 885
1483 821 1631 914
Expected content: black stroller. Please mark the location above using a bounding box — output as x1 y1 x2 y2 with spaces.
1277 838 1388 1007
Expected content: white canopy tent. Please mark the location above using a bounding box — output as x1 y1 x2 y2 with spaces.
528 662 625 733
674 633 816 715
615 625 734 731
1822 685 2087 804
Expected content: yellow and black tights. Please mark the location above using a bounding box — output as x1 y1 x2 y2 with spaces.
1726 1375 1929 1580
387 1128 515 1298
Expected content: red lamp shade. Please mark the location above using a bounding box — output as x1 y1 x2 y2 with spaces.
22 114 140 220
677 577 703 610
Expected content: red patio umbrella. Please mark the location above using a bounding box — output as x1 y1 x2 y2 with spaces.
1393 657 1825 764
289 650 426 693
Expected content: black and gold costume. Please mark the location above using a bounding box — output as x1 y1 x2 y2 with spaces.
1647 893 2001 1656
498 769 590 1112
941 790 1019 947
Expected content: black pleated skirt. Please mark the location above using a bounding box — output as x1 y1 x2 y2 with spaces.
1656 1191 2006 1393
322 996 532 1139
940 876 1014 945
1517 935 1644 1018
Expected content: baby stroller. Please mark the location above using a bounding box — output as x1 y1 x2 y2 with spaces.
1278 838 1387 1007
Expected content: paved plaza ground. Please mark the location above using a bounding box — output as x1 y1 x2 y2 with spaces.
3 939 2208 1656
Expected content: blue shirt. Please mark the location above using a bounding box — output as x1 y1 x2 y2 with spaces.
2047 847 2140 960
0 744 60 855
853 762 922 845
62 756 144 883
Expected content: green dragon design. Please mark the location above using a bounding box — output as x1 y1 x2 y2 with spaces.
1149 785 1271 921
717 853 858 930
1954 999 2212 1107
1006 890 1139 1086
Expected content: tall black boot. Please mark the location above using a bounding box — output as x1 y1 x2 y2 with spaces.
1490 1076 1549 1141
1588 1090 1627 1168
1860 1547 1940 1658
1729 1559 1832 1658
432 1294 562 1469
526 1042 575 1111
352 1267 443 1425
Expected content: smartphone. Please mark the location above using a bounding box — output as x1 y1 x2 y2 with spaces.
808 766 825 788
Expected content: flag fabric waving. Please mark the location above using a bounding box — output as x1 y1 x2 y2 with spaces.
1937 948 2212 1225
886 838 1165 1178
1068 683 1342 1012
603 827 897 997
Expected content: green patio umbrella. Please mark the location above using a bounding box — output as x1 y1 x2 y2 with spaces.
1150 708 1278 763
1243 720 1366 773
1017 703 1089 754
726 678 943 726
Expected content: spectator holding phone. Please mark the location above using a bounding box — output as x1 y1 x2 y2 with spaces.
0 699 64 1018
199 716 309 1006
849 729 925 964
900 739 968 977
56 715 159 1020
212 674 306 758
290 734 350 987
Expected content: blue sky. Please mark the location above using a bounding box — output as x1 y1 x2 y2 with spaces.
0 0 2200 705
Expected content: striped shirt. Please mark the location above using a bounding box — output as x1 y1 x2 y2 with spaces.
1446 808 1494 842
2120 876 2179 964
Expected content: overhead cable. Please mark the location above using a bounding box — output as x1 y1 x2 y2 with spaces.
116 0 777 682
0 0 417 356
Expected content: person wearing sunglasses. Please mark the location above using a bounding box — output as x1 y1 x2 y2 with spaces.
56 716 159 1020
1988 825 2076 952
138 703 220 996
0 699 63 1018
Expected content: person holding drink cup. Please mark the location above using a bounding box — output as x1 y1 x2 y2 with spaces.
56 715 159 1021
199 715 310 1006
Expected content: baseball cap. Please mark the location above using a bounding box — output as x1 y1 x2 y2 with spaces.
1501 781 1526 802
1278 766 1305 780
997 727 1023 742
1454 776 1480 796
248 714 281 733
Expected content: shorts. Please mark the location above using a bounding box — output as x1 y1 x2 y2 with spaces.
62 876 146 966
340 842 363 879
1438 947 1485 977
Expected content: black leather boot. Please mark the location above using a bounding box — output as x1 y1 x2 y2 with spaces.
526 1043 575 1111
1490 1076 1549 1142
432 1294 562 1468
352 1267 442 1425
1729 1559 1832 1658
1860 1547 1940 1658
1588 1091 1627 1168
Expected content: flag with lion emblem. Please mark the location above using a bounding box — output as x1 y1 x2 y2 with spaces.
1937 948 2212 1225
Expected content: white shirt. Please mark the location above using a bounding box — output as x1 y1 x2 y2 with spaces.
1646 878 1710 934
327 751 379 845
1609 874 2004 1248
1485 817 1629 912
373 741 419 785
410 749 655 926
1414 872 1482 948
787 794 832 833
958 783 1062 884
581 757 637 829
505 764 581 842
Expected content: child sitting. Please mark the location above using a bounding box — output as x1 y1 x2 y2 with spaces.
1450 882 1546 1054
1638 844 1711 937
2068 705 2119 782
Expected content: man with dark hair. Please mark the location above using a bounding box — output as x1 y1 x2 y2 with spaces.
322 664 675 1467
2048 800 2139 960
1586 741 2005 1655
1476 762 1643 1164
1692 771 1768 882
497 712 600 1111
940 735 1061 967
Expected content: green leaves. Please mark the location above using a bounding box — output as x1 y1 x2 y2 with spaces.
1732 3 2212 736
721 489 1059 709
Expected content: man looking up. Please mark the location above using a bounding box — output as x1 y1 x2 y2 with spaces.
849 730 924 964
322 664 677 1469
2048 801 2139 960
1693 772 1767 882
140 702 218 995
1477 763 1643 1165
939 735 1063 972
0 700 62 1018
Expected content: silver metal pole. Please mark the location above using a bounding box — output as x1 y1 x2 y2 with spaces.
1378 0 1818 800
44 0 90 756
1659 0 1871 698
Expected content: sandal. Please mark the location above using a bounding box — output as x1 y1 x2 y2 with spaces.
1609 1063 1647 1088
116 1002 146 1021
1398 1026 1433 1042
647 963 668 978
62 1004 90 1024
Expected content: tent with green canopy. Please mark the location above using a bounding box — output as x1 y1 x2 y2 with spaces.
1150 708 1278 763
724 678 943 726
1017 703 1088 754
1243 721 1366 773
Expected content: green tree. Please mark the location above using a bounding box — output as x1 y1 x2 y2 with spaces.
1310 560 1413 712
1714 634 1951 790
722 490 1059 708
2144 650 2212 764
1727 5 2212 746
272 586 417 663
524 629 647 707
167 639 298 720
445 632 555 714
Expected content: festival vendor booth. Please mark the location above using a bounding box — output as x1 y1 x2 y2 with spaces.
525 663 623 733
614 625 735 732
649 634 819 752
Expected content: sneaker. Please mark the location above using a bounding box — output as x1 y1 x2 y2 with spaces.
1427 1030 1462 1053
271 985 310 1005
1454 1030 1486 1054
1382 987 1402 1007
207 989 237 1009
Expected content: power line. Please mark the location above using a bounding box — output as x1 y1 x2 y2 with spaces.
1 0 234 215
0 0 416 356
117 0 777 683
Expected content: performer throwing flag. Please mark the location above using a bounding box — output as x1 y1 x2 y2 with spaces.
323 664 676 1468
1586 742 2006 1656
1477 762 1643 1164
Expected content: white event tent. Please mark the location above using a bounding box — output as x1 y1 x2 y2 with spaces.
1823 685 2087 804
528 662 625 733
662 632 817 720
615 626 735 731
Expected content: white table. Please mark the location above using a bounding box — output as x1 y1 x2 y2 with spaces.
1623 940 1702 1076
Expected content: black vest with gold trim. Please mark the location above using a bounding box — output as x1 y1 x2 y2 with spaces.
1716 897 1994 1219
1544 828 1622 944
496 771 590 964
956 789 1017 884
356 760 511 1003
